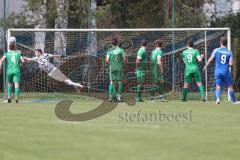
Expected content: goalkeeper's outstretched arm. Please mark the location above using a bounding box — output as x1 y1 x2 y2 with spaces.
46 54 62 58
23 57 34 62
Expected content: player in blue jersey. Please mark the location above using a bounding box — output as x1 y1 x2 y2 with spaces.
204 37 239 104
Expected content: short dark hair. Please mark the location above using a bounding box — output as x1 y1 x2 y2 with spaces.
9 44 15 50
35 49 43 54
187 40 194 47
141 39 147 46
112 36 118 46
220 37 227 46
155 39 163 47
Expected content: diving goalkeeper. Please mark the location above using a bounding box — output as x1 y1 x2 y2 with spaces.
23 49 83 92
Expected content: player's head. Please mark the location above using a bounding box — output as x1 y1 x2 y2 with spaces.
9 36 16 50
35 49 43 57
9 36 16 45
9 44 15 50
155 39 163 47
141 39 147 47
112 36 118 46
220 37 227 47
187 40 194 48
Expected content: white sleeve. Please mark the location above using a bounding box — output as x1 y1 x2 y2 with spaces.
32 57 38 61
137 56 142 59
44 53 54 58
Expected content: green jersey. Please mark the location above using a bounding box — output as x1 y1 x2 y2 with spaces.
182 48 200 74
137 47 147 71
107 46 126 72
4 50 22 74
151 48 163 74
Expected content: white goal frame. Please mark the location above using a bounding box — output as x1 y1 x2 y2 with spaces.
7 28 231 101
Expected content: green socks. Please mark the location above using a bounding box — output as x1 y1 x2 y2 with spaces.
109 83 116 97
7 86 20 99
198 85 205 98
158 83 164 95
118 82 123 96
136 85 142 98
109 82 123 98
8 86 12 98
182 86 205 101
151 85 158 97
15 88 20 98
182 88 188 101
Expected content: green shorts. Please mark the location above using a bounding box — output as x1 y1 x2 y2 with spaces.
109 71 124 81
136 70 146 83
7 72 20 83
184 70 202 83
152 72 163 83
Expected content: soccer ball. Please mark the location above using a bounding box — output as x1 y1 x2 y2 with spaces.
9 36 16 45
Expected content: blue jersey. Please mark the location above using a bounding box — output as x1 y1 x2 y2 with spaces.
212 47 233 75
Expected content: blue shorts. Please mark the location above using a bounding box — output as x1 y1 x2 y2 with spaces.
215 71 232 87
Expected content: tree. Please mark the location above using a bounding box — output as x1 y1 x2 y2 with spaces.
211 13 240 37
93 0 169 28
45 0 57 53
67 0 88 28
175 0 208 27
93 0 208 28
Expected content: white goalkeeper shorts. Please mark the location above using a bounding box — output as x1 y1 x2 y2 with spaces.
48 67 67 82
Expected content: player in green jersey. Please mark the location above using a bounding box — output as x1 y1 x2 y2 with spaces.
182 41 205 102
135 39 147 102
150 39 168 102
0 43 25 103
106 37 126 102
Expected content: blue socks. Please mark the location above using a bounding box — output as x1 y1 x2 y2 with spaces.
229 90 237 103
215 89 237 103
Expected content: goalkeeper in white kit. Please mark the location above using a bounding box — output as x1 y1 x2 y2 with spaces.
23 49 83 93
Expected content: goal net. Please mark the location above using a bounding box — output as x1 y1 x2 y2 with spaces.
5 28 231 100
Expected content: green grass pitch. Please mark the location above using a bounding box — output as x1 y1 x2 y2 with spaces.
0 94 240 160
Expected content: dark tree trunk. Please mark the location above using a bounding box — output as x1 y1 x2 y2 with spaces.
44 0 57 53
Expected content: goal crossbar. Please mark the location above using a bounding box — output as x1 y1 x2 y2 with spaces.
8 28 230 32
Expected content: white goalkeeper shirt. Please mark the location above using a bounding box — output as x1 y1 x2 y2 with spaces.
33 53 56 74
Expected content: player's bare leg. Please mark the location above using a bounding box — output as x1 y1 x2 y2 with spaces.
14 82 20 103
182 83 189 102
64 78 83 88
48 68 83 93
64 78 83 94
197 82 206 102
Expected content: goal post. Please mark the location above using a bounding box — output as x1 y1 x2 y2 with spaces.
5 28 231 101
